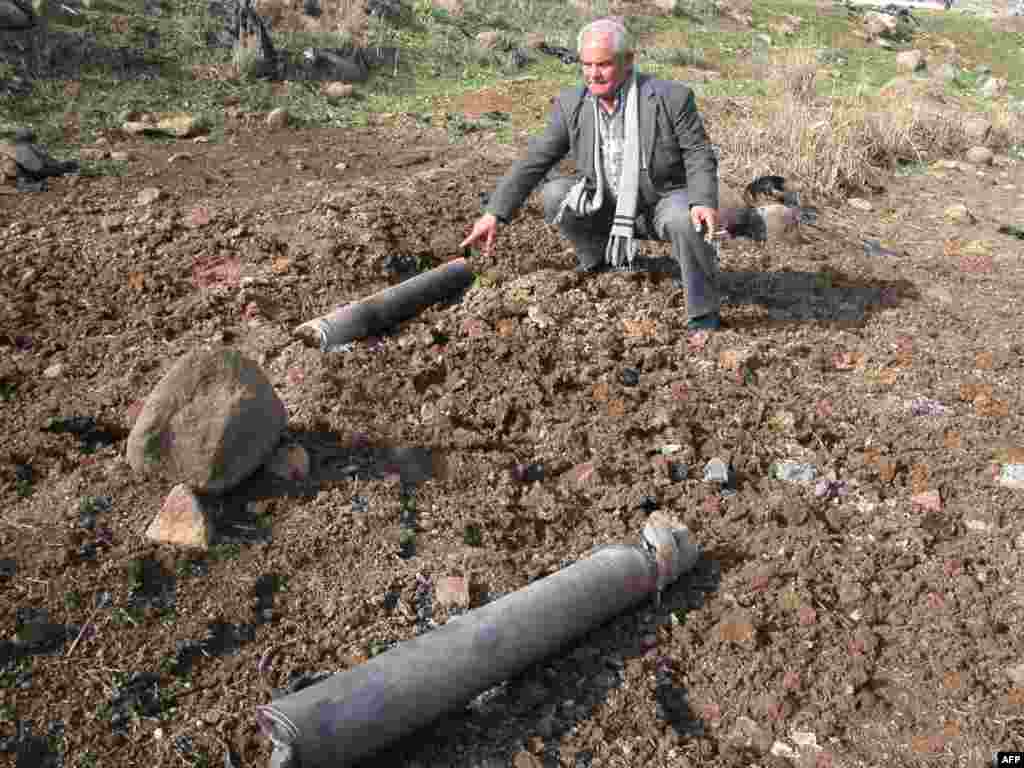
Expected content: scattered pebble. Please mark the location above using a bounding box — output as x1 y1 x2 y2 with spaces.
814 479 848 499
703 457 731 484
267 107 290 130
771 460 818 484
909 397 950 417
999 464 1024 491
137 186 164 206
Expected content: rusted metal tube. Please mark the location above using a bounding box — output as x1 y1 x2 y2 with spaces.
256 522 700 768
293 257 475 351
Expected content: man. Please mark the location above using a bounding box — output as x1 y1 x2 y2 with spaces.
460 17 723 330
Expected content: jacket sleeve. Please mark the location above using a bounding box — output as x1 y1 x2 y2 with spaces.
670 87 718 211
485 92 573 223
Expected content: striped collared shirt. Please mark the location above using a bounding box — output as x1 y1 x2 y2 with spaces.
595 87 626 200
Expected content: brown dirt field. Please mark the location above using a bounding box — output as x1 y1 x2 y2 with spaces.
1 105 1024 768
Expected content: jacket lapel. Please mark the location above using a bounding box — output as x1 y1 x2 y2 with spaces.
637 74 658 171
576 91 596 182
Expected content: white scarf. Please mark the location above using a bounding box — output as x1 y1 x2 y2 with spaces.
553 71 641 270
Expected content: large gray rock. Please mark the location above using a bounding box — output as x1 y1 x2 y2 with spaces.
126 347 288 493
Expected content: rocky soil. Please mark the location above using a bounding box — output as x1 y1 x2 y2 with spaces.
1 108 1024 768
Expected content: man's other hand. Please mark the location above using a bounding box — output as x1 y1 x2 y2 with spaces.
690 205 718 236
460 213 499 256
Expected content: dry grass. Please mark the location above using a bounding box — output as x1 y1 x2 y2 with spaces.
706 52 1024 201
770 45 819 103
257 0 369 43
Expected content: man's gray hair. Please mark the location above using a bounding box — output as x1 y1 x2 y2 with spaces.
576 17 634 56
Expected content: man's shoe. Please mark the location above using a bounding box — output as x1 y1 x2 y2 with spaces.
687 312 721 331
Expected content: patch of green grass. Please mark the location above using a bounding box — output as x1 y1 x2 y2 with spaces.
15 477 34 498
0 381 16 402
126 557 145 592
398 528 416 546
463 523 483 547
142 432 163 463
0 703 14 722
367 639 390 657
921 13 1024 90
112 605 143 626
209 542 241 562
77 753 99 768
0 659 32 688
64 590 84 610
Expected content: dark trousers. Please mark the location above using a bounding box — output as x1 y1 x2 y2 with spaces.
541 177 721 320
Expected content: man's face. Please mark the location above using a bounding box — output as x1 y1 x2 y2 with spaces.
580 33 632 99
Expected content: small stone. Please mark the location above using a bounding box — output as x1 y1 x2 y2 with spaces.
324 81 355 100
718 347 757 373
847 197 873 211
267 108 290 130
944 203 975 224
911 489 942 513
434 576 471 610
186 206 211 228
703 457 730 484
266 442 310 482
964 508 997 534
137 187 164 206
564 461 598 490
771 460 818 484
999 464 1024 490
156 113 206 138
620 367 640 387
109 151 132 162
146 484 211 549
730 714 772 753
965 146 994 166
122 121 153 135
476 30 502 49
895 49 926 73
771 741 797 759
43 363 64 379
1006 663 1024 687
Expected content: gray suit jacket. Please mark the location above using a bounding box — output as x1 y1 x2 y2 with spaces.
486 72 719 223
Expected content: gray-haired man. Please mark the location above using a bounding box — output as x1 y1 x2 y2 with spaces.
461 17 723 330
